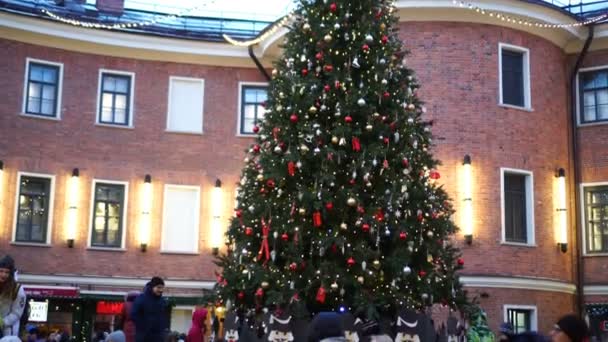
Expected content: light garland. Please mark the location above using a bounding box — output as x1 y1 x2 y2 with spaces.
223 11 295 46
453 0 607 28
41 0 216 30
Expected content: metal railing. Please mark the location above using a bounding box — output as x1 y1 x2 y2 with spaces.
542 0 608 18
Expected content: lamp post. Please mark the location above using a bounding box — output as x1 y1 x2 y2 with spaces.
211 179 223 255
140 174 152 252
556 168 568 253
462 155 473 245
66 168 79 248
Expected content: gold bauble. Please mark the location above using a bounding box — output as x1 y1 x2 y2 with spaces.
261 281 269 289
373 259 381 269
324 34 332 42
347 198 357 206
340 222 348 230
298 208 306 215
357 276 364 284
309 106 318 114
331 136 339 144
366 124 373 131
256 174 264 181
330 282 339 290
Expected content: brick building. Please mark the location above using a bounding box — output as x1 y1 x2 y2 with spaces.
0 0 607 340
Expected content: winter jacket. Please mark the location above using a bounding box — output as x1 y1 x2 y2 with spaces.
187 308 208 342
106 330 126 342
130 286 168 342
122 291 139 342
0 285 26 336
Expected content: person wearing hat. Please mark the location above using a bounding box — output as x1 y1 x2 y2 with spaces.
0 255 26 337
307 312 347 342
131 277 168 342
550 314 589 342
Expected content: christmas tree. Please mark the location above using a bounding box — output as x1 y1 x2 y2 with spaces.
213 0 468 322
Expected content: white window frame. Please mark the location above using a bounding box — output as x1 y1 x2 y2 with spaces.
503 305 538 333
87 179 129 250
96 69 135 128
237 82 268 137
575 65 608 127
500 168 535 246
161 184 201 254
166 76 205 134
498 43 532 111
22 58 64 120
580 182 608 256
12 172 56 245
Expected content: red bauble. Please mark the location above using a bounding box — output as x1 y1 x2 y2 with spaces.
357 206 365 214
252 126 260 133
325 202 334 210
344 116 353 123
290 114 299 123
349 179 356 185
253 144 261 153
375 209 385 222
329 3 337 12
419 270 427 277
335 81 341 89
402 158 409 167
324 85 331 92
324 65 333 72
236 209 243 218
381 35 388 44
362 44 370 51
281 233 289 241
316 286 327 303
287 161 296 176
237 291 245 300
313 211 322 227
255 287 264 297
289 262 297 271
316 52 323 60
362 223 370 232
399 231 407 240
430 170 441 180
457 258 465 266
383 137 390 145
302 69 308 76
383 91 390 99
245 227 253 236
347 257 356 267
390 122 397 131
266 179 275 188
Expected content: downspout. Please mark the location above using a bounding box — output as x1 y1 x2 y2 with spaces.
570 24 594 317
249 45 271 81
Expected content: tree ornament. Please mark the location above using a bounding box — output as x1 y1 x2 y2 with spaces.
403 266 412 275
252 126 260 133
287 161 296 176
329 2 337 12
237 291 245 300
236 209 243 218
380 23 386 31
383 91 390 99
458 258 465 266
365 34 373 43
302 68 308 76
339 137 347 146
324 65 334 72
344 116 353 123
281 233 289 241
316 286 327 303
253 144 261 153
325 202 334 210
381 35 388 44
313 211 322 227
362 44 370 52
357 98 366 106
373 259 381 269
399 231 407 240
324 34 332 42
419 270 427 277
248 205 255 213
361 223 370 233
303 23 311 31
334 23 340 30
347 257 356 267
255 287 264 298
430 170 441 180
340 222 348 230
300 144 310 153
298 208 306 215
261 281 269 289
357 276 364 284
290 114 299 123
289 262 297 271
330 282 339 290
427 231 434 238
352 57 360 68
245 227 253 236
266 179 275 188
347 198 357 206
331 136 339 144
315 52 323 60
383 137 390 145
351 137 361 151
366 124 373 131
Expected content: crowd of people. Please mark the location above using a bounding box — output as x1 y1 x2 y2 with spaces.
0 254 594 341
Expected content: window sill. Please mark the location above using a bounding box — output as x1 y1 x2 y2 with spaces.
500 241 536 248
160 250 199 255
498 103 534 112
164 129 203 135
95 123 134 130
19 113 61 121
87 246 127 252
10 241 52 247
582 252 608 257
577 121 608 128
236 133 258 138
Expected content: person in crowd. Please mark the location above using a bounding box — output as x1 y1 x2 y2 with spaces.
307 312 347 342
131 277 168 342
106 330 126 342
122 291 140 342
499 322 515 341
0 255 26 337
187 308 208 342
0 336 22 342
550 314 589 342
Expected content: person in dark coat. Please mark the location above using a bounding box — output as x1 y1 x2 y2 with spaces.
131 277 168 342
122 291 140 342
549 314 589 342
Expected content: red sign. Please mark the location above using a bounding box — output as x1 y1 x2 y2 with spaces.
601 320 608 332
96 301 124 315
23 286 79 298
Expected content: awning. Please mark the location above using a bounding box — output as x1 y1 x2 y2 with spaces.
23 285 79 298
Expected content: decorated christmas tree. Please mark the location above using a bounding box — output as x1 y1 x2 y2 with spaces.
213 0 468 324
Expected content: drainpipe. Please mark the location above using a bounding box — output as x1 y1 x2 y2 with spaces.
249 45 271 81
570 24 594 317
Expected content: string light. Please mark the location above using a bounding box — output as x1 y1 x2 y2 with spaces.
41 0 216 30
453 0 607 28
223 11 295 46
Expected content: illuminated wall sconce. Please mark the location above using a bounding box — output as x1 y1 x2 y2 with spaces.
210 179 223 256
66 168 80 248
556 168 568 253
462 155 473 245
140 174 152 252
0 160 4 204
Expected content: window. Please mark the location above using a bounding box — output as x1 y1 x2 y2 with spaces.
166 77 204 134
161 185 200 253
14 173 55 244
499 43 530 109
23 59 63 118
97 70 134 126
238 84 267 135
579 69 608 124
501 168 535 245
90 181 127 248
505 307 536 334
583 185 608 253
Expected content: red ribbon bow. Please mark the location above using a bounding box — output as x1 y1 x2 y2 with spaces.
257 218 271 263
352 137 361 152
288 161 296 176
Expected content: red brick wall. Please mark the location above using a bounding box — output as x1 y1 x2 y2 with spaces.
399 22 573 282
0 38 265 281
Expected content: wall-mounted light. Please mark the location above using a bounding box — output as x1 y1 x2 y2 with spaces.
140 174 152 252
556 168 568 253
66 168 80 248
0 160 4 205
462 155 473 245
210 179 223 255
